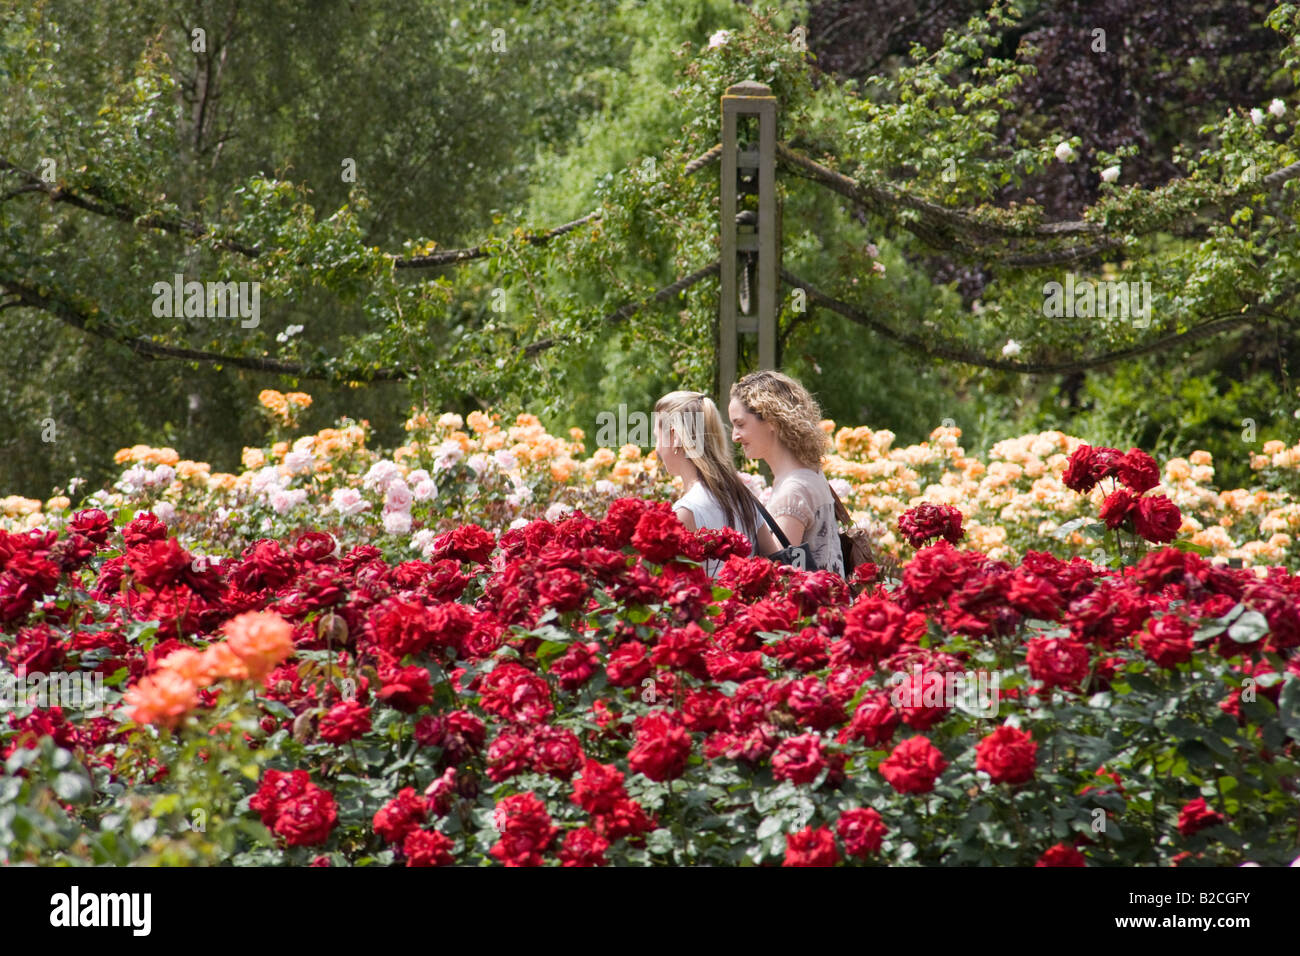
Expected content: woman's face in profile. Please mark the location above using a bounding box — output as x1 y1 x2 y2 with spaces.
728 398 772 461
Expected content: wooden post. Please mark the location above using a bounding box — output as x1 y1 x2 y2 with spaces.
719 80 779 410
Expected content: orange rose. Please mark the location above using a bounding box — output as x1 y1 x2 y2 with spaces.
156 648 215 688
222 610 296 680
201 642 250 682
124 670 200 729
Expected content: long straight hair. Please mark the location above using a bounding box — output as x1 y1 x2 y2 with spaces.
655 390 760 546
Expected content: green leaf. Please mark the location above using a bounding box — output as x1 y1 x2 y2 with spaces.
52 771 92 804
1227 611 1269 644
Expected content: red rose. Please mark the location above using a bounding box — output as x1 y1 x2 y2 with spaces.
897 503 965 549
770 733 827 785
1139 615 1194 669
69 508 112 545
432 524 496 564
557 827 610 867
537 567 588 613
900 540 973 605
490 792 558 867
414 709 487 762
571 758 628 815
479 662 552 725
403 828 455 867
1005 571 1065 619
975 725 1038 784
840 595 911 664
1133 495 1181 544
1177 797 1225 837
318 699 371 744
783 826 840 867
650 623 711 678
1099 489 1138 529
365 599 437 659
592 797 656 842
249 768 311 826
530 726 584 780
1117 448 1160 494
373 787 428 844
598 498 651 549
274 784 337 846
878 735 948 795
631 510 687 564
551 641 600 691
375 660 434 712
627 710 692 782
1036 843 1087 866
838 690 901 748
1063 444 1123 494
717 555 779 600
784 676 845 732
486 731 533 783
228 538 296 591
605 641 652 687
1062 444 1101 493
121 512 168 548
1025 637 1091 690
836 807 886 857
294 531 337 563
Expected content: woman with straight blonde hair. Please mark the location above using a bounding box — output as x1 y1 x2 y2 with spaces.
654 390 765 573
728 369 846 578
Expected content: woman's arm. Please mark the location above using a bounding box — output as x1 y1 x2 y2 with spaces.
764 480 813 549
773 514 806 546
674 505 698 532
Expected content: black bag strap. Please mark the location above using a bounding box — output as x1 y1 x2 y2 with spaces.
749 495 793 549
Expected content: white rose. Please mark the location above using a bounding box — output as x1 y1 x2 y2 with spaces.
383 510 412 535
1269 98 1286 117
152 501 176 523
384 478 413 513
545 502 573 522
1002 339 1023 357
413 479 437 501
1250 107 1265 125
493 450 518 472
707 29 730 49
363 459 403 493
330 488 370 516
1054 141 1075 162
594 479 617 496
284 449 315 474
1100 165 1119 183
411 528 438 558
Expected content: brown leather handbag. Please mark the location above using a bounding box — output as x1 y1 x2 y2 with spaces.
829 485 879 577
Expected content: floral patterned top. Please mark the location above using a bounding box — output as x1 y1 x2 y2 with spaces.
767 467 845 578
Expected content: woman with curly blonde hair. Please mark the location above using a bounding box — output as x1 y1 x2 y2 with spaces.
728 369 845 578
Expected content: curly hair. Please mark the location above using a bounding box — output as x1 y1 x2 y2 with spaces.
730 370 830 469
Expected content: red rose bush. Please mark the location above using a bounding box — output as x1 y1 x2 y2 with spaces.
1 454 1298 866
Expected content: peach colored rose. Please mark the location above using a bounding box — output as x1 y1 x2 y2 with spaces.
222 610 295 680
202 641 251 682
157 648 216 688
124 669 199 728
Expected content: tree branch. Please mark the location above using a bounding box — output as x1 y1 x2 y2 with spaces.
0 275 409 382
780 268 1292 374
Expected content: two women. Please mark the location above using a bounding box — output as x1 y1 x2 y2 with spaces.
653 370 845 578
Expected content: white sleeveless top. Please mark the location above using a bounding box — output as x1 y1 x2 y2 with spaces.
674 481 761 576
